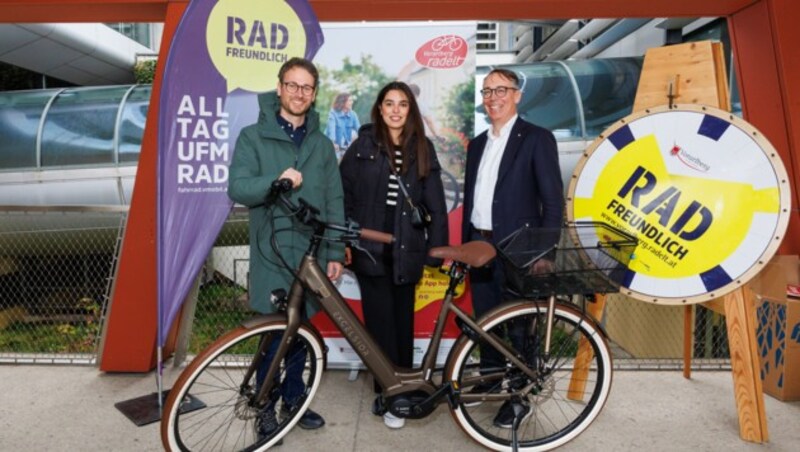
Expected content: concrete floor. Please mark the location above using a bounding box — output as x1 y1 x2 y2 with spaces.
0 365 798 451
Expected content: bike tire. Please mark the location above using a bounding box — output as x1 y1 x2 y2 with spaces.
161 320 325 451
445 302 612 451
440 168 462 213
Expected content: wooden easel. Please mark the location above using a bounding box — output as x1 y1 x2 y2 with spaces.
569 41 768 442
635 41 767 443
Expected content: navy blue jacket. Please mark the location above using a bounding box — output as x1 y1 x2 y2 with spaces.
461 117 563 244
340 124 449 284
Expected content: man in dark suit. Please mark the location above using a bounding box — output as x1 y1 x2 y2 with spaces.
461 67 563 428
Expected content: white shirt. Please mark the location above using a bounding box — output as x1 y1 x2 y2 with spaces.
471 115 518 230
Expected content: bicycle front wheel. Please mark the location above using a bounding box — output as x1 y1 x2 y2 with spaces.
445 302 612 451
161 320 325 452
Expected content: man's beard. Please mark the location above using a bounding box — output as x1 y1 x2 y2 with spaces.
281 97 312 118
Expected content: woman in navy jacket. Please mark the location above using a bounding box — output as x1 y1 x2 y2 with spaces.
339 81 448 428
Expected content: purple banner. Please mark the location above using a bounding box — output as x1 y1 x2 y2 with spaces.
157 0 323 346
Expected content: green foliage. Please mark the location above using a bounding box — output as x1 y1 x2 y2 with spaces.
435 128 469 180
315 55 393 131
433 78 475 179
134 59 157 84
0 298 101 353
0 283 250 356
189 282 249 353
0 324 72 353
440 77 475 139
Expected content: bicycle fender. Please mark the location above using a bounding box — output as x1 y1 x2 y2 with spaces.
240 315 329 370
476 299 610 341
240 314 289 329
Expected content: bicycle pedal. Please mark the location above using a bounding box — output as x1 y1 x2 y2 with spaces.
446 383 461 409
371 396 387 416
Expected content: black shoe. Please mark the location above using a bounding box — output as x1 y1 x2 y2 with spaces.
281 404 326 430
492 400 531 429
255 408 283 445
462 381 501 407
371 396 386 416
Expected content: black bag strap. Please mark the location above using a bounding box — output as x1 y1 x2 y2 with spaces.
386 153 417 211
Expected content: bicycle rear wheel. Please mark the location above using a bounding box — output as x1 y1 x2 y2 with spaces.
445 302 612 451
161 320 325 451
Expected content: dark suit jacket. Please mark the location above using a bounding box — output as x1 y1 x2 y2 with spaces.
461 116 564 244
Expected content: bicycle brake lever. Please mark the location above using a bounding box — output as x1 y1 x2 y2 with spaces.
294 197 321 224
351 240 377 266
297 197 320 216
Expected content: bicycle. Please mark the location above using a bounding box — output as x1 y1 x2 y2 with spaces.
431 34 464 52
439 167 462 213
161 179 631 451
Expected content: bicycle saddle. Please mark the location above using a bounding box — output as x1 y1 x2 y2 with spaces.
429 241 496 268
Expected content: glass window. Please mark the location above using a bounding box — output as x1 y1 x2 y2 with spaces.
41 86 128 167
729 67 741 117
118 85 151 164
0 90 53 170
563 58 643 137
106 23 152 48
508 63 582 140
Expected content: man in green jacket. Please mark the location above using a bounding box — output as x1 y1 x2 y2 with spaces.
228 57 345 440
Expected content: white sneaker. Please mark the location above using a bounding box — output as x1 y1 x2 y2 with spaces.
383 412 405 429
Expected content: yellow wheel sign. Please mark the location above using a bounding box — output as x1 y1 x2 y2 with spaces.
568 104 791 304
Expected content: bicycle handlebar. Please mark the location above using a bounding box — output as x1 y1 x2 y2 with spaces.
266 178 393 245
358 228 393 245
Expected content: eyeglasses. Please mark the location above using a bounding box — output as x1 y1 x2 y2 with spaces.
282 81 315 96
480 86 518 98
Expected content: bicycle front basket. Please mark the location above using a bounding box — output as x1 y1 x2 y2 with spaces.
496 222 637 297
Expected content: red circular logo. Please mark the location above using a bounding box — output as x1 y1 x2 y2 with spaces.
415 35 468 69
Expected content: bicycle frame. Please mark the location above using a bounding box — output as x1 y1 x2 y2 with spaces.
162 183 617 451
251 239 540 410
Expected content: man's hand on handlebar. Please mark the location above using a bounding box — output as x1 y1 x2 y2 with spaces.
279 168 303 188
265 179 391 269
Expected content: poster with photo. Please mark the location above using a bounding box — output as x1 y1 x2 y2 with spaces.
309 21 476 367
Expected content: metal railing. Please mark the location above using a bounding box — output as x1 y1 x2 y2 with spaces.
0 207 730 369
0 206 127 364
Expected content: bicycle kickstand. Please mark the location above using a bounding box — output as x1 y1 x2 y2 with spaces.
510 400 528 452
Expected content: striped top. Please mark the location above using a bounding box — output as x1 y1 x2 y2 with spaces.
386 147 404 206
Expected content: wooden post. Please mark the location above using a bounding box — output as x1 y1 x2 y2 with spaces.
683 305 693 379
568 294 607 400
723 288 769 442
627 41 767 443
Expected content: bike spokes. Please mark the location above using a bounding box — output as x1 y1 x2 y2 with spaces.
447 305 612 451
164 325 324 452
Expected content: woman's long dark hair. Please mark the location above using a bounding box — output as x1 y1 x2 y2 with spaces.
370 81 431 179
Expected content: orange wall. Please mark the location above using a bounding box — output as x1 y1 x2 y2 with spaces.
0 0 759 22
98 1 187 371
729 0 800 254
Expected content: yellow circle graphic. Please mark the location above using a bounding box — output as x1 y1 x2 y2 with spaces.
569 105 790 304
207 0 307 93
